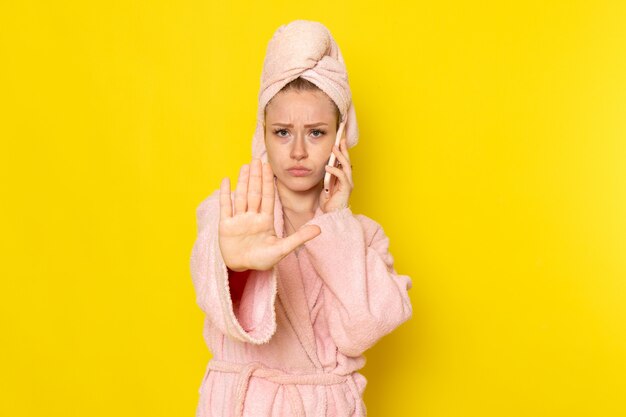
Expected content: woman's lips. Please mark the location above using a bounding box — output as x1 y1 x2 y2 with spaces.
287 168 312 177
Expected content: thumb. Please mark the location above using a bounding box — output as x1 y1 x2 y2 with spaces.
279 225 321 254
298 224 322 242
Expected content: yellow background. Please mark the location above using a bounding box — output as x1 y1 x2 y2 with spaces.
1 1 625 416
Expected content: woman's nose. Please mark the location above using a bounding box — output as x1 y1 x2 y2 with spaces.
290 134 308 159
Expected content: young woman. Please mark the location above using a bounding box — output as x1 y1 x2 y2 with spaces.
190 20 413 417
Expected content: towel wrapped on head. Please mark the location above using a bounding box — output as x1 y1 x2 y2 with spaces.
252 19 359 163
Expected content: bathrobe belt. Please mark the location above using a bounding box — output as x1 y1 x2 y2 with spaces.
207 358 350 417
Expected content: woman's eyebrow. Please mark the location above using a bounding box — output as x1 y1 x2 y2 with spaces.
271 122 329 127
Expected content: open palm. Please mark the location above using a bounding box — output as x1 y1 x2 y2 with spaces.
218 159 321 272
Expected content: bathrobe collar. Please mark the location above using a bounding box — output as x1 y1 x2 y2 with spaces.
271 178 324 368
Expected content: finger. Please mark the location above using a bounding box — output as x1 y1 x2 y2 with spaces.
278 225 321 257
332 145 352 175
261 162 275 215
234 164 249 215
247 159 262 213
325 165 351 192
219 177 232 221
333 144 354 187
324 165 348 182
324 166 342 194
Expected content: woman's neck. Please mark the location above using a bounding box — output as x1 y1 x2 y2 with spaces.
276 178 322 215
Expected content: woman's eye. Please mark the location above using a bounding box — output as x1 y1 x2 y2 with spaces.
273 129 326 138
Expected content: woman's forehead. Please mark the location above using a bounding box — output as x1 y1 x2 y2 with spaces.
265 91 337 121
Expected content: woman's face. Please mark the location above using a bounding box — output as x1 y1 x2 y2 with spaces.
264 89 339 193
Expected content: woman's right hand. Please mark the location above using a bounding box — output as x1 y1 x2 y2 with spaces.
218 159 321 272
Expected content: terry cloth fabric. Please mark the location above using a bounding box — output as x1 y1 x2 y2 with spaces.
190 186 413 416
251 19 359 163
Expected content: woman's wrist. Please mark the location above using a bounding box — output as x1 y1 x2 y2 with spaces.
323 202 350 213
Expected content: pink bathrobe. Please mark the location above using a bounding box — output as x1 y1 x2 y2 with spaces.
190 183 413 416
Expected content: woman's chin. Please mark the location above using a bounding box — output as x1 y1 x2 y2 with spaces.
278 176 322 192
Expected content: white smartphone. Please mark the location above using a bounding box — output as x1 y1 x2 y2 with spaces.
323 120 346 193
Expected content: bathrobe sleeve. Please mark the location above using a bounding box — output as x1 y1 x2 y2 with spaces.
303 207 413 357
190 190 278 345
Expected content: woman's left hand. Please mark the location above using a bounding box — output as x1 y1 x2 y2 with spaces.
319 137 353 213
